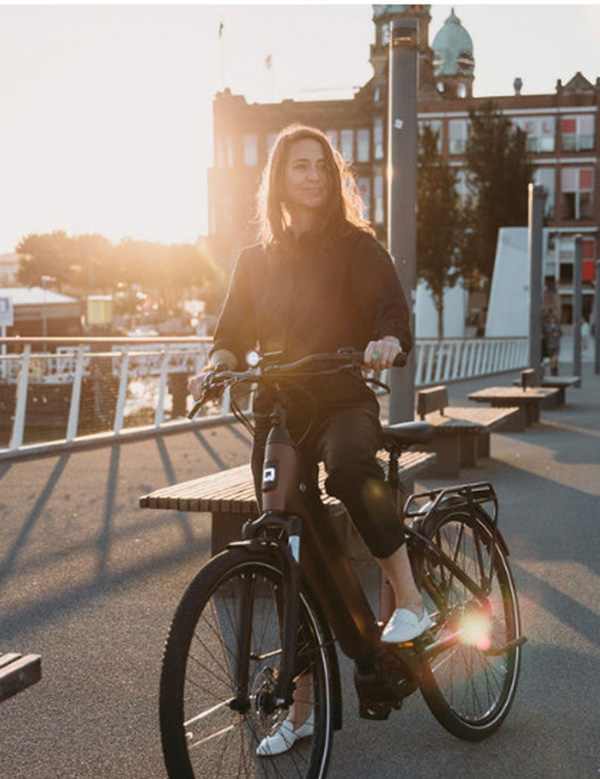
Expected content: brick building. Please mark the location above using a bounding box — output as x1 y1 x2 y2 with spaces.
207 5 599 323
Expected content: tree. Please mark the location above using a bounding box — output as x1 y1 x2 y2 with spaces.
15 229 226 317
463 101 535 282
16 231 80 290
417 125 464 338
15 231 115 294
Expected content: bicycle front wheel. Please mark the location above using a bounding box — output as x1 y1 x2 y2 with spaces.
159 546 333 778
418 509 522 740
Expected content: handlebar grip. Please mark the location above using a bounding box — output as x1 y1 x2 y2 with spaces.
188 400 203 420
392 352 407 368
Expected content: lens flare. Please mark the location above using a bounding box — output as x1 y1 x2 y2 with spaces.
459 611 492 652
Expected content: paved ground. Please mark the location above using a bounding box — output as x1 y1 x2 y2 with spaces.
1 360 599 778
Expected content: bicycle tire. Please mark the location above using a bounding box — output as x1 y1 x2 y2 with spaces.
159 546 334 778
417 508 522 740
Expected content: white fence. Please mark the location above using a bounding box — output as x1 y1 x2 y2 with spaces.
0 336 528 460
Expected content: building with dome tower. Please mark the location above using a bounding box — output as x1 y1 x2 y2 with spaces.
208 6 599 324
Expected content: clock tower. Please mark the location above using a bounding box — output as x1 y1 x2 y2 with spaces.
370 5 437 97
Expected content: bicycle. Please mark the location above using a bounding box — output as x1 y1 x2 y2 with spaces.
159 349 525 778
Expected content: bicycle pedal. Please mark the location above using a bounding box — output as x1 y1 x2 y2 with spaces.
358 699 395 721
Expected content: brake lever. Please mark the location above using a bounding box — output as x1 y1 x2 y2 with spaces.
187 369 228 419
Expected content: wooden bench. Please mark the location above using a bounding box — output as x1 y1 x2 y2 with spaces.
512 370 579 407
415 385 520 478
140 449 436 559
468 385 559 430
0 652 41 704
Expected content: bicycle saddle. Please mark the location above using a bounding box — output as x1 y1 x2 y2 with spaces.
381 421 435 448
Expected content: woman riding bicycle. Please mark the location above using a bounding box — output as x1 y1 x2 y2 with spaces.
188 123 431 752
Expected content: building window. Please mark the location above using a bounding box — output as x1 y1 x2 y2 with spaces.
243 134 258 166
513 117 555 153
374 86 381 102
457 82 467 98
418 119 442 152
358 177 370 220
326 129 339 151
454 168 470 202
226 137 234 168
561 115 595 152
340 129 354 162
215 138 224 168
374 174 384 224
222 194 234 232
557 236 597 284
533 168 556 219
561 167 594 220
373 117 384 160
378 23 390 47
582 237 597 282
357 129 370 163
448 119 468 155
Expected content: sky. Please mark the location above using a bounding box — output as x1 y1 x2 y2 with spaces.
1 2 600 256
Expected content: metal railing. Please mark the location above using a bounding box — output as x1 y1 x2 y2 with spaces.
0 336 528 459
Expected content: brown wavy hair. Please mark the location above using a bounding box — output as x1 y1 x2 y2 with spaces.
256 124 374 247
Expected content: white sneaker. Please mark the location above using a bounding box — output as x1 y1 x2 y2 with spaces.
256 712 314 756
381 607 432 644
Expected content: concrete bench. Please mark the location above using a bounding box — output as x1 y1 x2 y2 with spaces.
540 375 580 406
0 652 41 704
468 385 559 430
415 385 520 478
512 370 579 407
140 449 436 558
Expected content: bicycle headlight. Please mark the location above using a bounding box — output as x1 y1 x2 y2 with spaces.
246 350 261 368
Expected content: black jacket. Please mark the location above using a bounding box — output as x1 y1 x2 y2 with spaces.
212 228 412 366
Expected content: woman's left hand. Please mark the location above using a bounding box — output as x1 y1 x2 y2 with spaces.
364 336 402 370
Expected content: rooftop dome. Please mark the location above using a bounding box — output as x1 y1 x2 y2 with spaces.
372 4 430 20
432 8 474 78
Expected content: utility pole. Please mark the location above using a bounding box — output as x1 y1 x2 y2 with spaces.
527 184 544 384
573 235 583 379
387 18 418 423
595 260 600 375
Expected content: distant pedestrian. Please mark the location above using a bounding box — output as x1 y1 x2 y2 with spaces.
581 318 590 351
543 313 562 376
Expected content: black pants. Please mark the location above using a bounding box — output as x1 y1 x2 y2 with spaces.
251 393 405 560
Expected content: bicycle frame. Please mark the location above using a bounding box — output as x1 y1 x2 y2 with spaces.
234 398 383 705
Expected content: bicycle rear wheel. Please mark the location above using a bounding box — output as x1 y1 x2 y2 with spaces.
418 509 522 740
160 546 333 778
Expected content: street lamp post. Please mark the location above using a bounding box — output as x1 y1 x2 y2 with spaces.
573 236 583 380
527 184 544 384
595 260 600 375
387 18 418 424
41 275 55 345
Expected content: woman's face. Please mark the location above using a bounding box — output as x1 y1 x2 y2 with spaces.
283 138 331 216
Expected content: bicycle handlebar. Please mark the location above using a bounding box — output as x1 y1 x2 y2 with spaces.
187 347 407 419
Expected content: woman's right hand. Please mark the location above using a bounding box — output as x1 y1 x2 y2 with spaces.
187 349 237 400
187 369 212 401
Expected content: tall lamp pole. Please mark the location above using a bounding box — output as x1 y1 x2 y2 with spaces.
387 18 418 424
572 235 583 380
594 260 600 375
527 184 544 384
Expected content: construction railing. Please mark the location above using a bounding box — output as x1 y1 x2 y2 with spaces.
0 335 528 459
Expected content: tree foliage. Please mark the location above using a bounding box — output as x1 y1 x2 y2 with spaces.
417 125 464 338
15 231 225 313
463 101 535 281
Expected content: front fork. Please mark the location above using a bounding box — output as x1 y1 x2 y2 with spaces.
232 514 303 712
